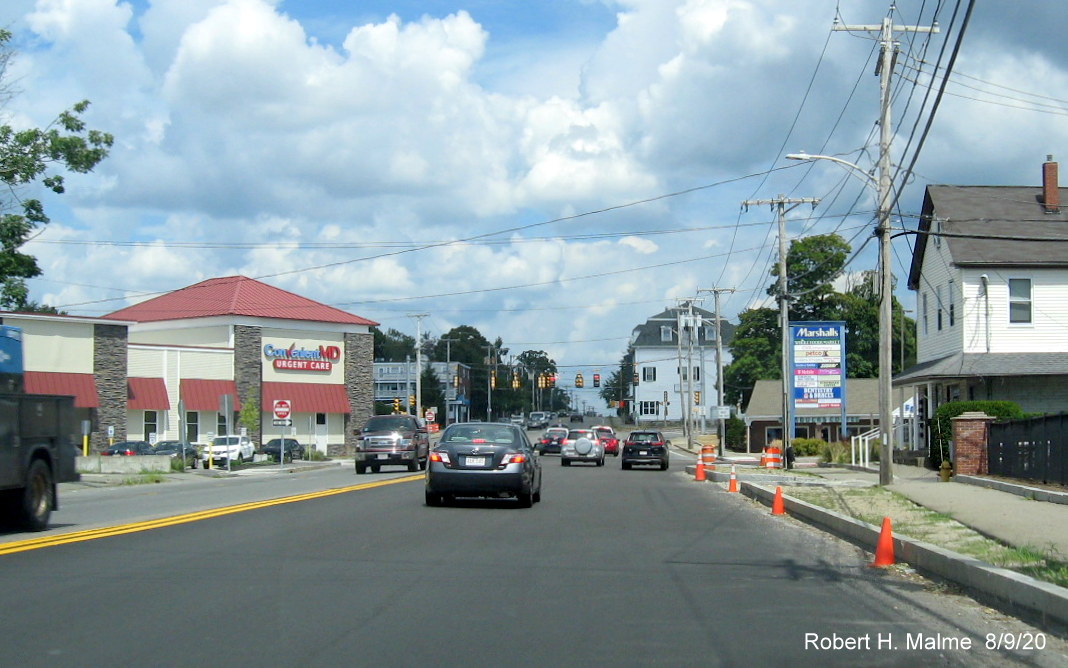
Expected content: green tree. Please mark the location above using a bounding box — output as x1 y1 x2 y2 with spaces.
724 234 916 407
420 365 445 424
1 30 113 310
430 325 495 419
600 351 634 417
372 326 415 362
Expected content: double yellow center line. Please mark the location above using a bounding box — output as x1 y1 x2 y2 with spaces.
0 474 423 556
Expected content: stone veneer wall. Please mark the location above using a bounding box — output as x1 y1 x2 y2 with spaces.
233 325 263 447
342 331 374 456
93 323 128 452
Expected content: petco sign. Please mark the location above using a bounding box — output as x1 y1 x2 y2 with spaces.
263 343 342 371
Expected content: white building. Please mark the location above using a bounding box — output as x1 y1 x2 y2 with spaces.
896 158 1068 429
629 303 733 425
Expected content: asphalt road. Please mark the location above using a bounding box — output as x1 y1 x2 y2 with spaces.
0 447 1064 667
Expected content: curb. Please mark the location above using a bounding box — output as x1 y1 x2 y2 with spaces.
956 474 1068 505
741 482 1068 634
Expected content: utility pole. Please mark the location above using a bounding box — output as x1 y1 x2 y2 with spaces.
484 343 495 422
835 14 938 486
699 287 735 457
441 337 457 424
743 196 819 456
408 313 428 423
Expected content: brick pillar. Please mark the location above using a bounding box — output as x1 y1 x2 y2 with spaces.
93 323 129 452
344 332 374 456
233 325 263 447
951 411 994 475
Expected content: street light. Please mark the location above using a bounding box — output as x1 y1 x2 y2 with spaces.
786 151 894 485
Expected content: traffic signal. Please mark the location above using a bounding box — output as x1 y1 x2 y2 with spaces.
548 374 556 388
694 391 701 405
409 394 416 408
512 372 520 389
632 373 639 385
593 373 600 387
491 371 497 390
392 398 401 413
575 373 584 388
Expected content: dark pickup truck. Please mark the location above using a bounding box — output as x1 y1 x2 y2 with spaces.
354 415 429 474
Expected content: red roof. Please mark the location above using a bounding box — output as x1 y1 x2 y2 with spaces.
24 372 100 408
105 276 377 326
128 377 171 410
262 382 351 414
180 379 241 412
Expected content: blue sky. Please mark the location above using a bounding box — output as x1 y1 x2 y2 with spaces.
2 0 1066 408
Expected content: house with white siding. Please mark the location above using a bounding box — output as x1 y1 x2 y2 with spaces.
629 303 733 425
896 157 1068 442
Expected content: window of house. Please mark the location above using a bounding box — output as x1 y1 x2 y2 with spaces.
766 427 783 443
948 280 956 327
937 285 943 331
643 367 656 382
639 401 659 416
660 326 673 342
692 367 700 382
678 366 688 381
922 293 928 335
1008 278 1032 324
703 326 716 343
186 411 199 443
143 410 157 442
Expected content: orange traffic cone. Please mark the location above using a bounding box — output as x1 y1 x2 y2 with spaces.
771 486 785 515
727 465 739 493
870 517 895 567
759 448 767 467
695 457 706 482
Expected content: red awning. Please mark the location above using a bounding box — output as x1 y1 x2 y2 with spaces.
180 379 241 411
262 382 351 414
23 372 100 408
128 377 171 410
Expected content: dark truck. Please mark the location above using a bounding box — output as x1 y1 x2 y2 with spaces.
0 326 80 531
354 414 429 474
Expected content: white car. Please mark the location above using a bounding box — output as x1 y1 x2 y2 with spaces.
560 428 605 467
202 435 255 466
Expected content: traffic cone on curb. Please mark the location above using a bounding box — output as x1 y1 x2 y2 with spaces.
695 457 706 482
727 465 739 493
870 517 896 567
759 448 767 467
771 486 785 515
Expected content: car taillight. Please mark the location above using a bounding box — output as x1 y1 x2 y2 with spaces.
430 452 451 464
124 449 134 456
501 453 526 465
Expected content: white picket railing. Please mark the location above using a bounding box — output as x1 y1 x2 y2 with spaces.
850 427 879 468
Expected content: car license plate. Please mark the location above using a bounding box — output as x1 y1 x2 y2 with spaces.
466 456 486 467
377 453 389 460
639 450 649 456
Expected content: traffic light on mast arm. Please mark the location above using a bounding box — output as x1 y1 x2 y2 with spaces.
575 373 584 388
392 398 401 413
593 373 600 387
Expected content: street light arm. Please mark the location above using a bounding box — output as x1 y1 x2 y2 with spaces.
786 152 878 189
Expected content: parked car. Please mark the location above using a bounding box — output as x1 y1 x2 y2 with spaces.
560 428 604 467
527 411 550 430
536 427 569 455
262 438 304 462
102 441 155 456
355 414 429 474
202 435 255 467
509 414 526 429
152 440 198 468
622 431 671 470
425 422 542 507
593 425 619 456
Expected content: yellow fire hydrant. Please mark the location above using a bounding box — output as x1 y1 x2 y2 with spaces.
939 459 953 482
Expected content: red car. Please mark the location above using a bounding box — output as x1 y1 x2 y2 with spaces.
593 426 619 456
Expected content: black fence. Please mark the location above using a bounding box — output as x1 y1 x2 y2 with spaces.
987 413 1067 487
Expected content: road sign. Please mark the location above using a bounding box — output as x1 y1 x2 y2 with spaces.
709 406 731 420
273 399 292 420
272 418 293 427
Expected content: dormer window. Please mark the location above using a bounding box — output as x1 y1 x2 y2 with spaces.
660 326 673 342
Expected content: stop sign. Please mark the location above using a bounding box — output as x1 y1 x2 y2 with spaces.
273 399 292 420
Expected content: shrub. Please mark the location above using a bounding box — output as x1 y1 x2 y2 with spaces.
790 437 827 457
929 400 1025 469
819 441 850 464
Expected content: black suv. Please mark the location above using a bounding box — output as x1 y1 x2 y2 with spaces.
355 415 430 474
621 431 670 470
